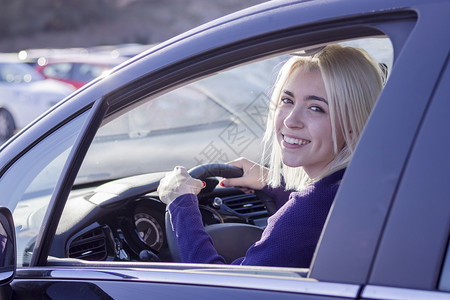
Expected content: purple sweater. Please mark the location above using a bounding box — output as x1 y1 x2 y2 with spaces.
167 168 345 268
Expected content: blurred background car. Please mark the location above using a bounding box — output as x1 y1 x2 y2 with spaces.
34 54 127 89
0 54 75 142
87 43 154 59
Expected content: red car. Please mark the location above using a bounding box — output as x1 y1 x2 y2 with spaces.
35 54 127 89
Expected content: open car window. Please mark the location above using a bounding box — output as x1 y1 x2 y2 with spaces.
50 36 393 267
78 37 392 185
76 56 286 184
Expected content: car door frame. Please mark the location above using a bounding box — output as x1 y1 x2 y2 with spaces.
311 0 450 289
362 56 450 297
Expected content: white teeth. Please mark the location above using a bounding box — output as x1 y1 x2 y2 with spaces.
283 135 310 145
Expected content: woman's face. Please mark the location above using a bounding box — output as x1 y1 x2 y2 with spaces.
275 67 344 178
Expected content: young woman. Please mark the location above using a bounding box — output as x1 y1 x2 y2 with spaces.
157 44 384 268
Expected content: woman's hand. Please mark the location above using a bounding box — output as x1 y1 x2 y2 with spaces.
220 158 268 192
158 166 205 205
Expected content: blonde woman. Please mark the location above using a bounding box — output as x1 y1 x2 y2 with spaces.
158 44 384 267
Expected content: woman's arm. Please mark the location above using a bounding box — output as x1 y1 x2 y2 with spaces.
168 194 227 264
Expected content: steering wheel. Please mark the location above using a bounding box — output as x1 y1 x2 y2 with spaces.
188 163 243 186
164 163 244 262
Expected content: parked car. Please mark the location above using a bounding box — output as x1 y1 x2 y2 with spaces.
0 55 75 142
88 43 155 59
0 0 449 299
34 54 127 89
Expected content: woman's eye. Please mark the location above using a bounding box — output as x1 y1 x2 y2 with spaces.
310 105 325 113
280 97 293 104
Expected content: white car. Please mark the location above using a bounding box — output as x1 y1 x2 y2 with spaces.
0 54 75 142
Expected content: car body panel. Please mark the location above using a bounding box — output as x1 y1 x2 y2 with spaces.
0 79 72 128
0 57 74 139
368 57 450 289
362 285 450 300
35 55 127 89
12 266 359 299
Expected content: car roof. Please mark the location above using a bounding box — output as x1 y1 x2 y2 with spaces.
0 53 29 63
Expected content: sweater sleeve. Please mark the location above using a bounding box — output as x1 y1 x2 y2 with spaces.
167 187 292 264
261 175 295 209
260 185 293 209
168 194 226 264
237 184 337 268
167 169 344 267
238 169 344 267
168 187 334 267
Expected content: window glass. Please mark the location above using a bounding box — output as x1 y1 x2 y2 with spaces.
77 56 283 184
0 62 43 83
439 239 450 291
74 64 108 82
0 111 89 266
43 63 72 80
340 38 393 72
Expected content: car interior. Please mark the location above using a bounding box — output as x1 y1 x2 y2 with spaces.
10 36 393 272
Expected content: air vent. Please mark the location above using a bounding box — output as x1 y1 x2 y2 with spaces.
68 227 107 260
222 194 268 218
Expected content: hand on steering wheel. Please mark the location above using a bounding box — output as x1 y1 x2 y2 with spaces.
163 163 245 262
157 166 205 206
162 163 268 263
219 158 268 193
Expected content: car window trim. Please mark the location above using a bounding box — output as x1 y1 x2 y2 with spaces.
16 266 361 298
30 97 108 266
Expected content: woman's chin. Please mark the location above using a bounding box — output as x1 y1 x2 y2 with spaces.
282 160 302 168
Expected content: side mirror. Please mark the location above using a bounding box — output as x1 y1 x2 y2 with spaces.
0 207 16 285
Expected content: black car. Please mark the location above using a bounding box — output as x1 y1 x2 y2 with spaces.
0 0 449 299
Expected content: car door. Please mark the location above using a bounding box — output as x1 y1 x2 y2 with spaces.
311 0 450 284
361 58 450 299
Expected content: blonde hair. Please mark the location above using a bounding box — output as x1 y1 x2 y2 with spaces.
262 44 384 190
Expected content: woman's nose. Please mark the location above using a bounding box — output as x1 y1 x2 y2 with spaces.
283 105 304 129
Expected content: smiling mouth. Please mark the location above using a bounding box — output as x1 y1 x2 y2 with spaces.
283 135 310 145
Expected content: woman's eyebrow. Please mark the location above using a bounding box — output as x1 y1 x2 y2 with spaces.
282 90 295 98
282 90 328 105
306 95 328 105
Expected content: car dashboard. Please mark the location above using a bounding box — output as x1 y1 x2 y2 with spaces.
47 171 270 265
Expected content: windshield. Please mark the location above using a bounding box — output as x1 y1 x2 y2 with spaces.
76 56 283 185
0 62 44 83
1 112 89 266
